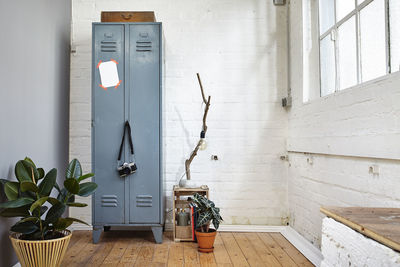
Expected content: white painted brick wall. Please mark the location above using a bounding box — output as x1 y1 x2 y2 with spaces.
288 0 400 249
321 217 400 266
287 152 400 247
69 0 289 226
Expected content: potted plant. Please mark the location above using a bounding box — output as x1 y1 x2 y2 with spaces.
0 157 97 267
193 193 223 253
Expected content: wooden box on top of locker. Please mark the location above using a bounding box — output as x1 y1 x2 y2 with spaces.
91 22 164 244
101 11 156 22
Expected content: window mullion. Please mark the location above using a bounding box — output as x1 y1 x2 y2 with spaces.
356 3 362 84
334 0 340 92
384 0 391 74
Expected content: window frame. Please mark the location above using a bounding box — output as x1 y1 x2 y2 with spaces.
318 0 393 97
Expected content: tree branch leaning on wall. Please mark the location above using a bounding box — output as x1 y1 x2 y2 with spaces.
185 73 211 181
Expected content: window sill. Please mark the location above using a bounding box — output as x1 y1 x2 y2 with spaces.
303 70 400 106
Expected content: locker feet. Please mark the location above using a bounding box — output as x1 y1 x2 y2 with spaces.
104 226 111 232
151 226 163 244
92 226 102 244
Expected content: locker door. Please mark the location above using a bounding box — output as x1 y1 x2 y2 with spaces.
93 24 126 224
128 24 160 223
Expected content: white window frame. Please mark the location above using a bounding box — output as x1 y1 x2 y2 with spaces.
318 0 394 96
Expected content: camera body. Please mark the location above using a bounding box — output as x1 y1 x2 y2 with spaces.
118 162 137 177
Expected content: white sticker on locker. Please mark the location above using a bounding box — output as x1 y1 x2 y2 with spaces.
98 60 120 88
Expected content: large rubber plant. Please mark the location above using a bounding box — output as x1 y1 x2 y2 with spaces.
0 157 97 240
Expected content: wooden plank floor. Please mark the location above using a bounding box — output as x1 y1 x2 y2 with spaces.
61 231 314 267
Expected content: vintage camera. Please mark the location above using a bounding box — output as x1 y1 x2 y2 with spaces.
118 162 137 177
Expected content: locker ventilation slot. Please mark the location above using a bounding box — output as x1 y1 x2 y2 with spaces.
101 41 117 52
101 195 118 207
136 41 152 52
136 195 152 207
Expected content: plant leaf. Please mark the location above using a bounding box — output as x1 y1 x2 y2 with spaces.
24 158 40 180
212 218 220 230
37 168 45 180
57 188 67 202
4 182 19 200
29 197 49 213
53 218 74 231
20 181 39 193
0 206 30 217
15 160 35 182
68 195 75 203
64 178 80 194
0 178 9 185
66 202 87 207
77 173 94 183
77 182 97 197
23 157 36 168
0 197 34 208
38 168 57 196
32 205 48 218
47 197 60 205
66 159 82 179
66 217 89 226
45 202 66 223
197 210 212 228
19 217 39 223
11 221 39 234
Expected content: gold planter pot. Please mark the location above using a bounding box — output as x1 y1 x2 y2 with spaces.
10 230 72 267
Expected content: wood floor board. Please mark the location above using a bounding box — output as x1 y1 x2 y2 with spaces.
62 231 313 267
183 242 200 267
213 233 233 265
102 239 131 266
233 233 267 267
270 233 313 267
86 237 118 267
118 239 143 266
257 233 298 267
220 232 250 267
167 242 184 267
153 242 170 266
199 252 218 267
134 244 156 266
245 233 282 267
61 231 91 266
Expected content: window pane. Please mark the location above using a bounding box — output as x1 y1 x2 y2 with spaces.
337 16 357 90
319 0 335 34
336 0 355 21
360 0 387 81
390 0 400 72
320 34 336 96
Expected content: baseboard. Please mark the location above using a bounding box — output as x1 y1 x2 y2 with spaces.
218 224 286 232
281 226 323 267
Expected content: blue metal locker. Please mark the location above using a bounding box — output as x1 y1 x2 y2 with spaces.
91 22 163 244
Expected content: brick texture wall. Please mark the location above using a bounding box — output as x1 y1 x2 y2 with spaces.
69 0 289 227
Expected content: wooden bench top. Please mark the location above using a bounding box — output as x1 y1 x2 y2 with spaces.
321 206 400 252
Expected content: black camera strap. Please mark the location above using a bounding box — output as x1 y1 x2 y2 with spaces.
118 121 135 161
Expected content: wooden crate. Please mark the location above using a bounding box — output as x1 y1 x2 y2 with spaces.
175 226 192 239
101 11 156 22
172 185 209 242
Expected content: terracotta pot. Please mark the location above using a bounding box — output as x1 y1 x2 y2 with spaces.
195 229 217 253
10 230 72 267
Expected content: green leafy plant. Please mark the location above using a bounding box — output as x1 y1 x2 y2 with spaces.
0 157 97 240
193 193 223 232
